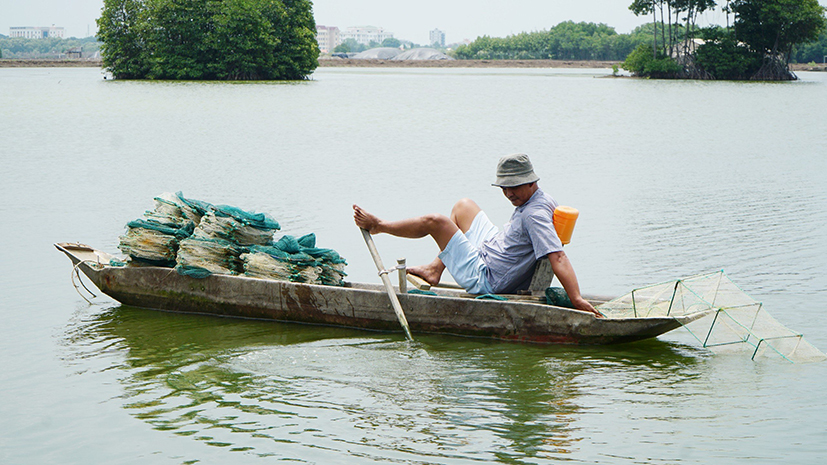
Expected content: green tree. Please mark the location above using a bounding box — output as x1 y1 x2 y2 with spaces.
629 0 716 58
97 0 150 78
792 29 827 63
732 0 826 57
273 0 321 79
206 0 281 79
333 38 366 53
620 43 682 77
452 21 641 61
730 0 826 78
381 37 401 48
144 0 213 79
97 0 318 80
694 26 762 79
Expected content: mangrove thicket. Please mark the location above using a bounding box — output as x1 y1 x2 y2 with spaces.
97 0 319 80
622 0 827 80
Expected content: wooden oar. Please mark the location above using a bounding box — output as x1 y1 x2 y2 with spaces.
360 228 414 341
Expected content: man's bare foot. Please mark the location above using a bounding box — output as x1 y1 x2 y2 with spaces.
353 205 382 234
407 258 445 287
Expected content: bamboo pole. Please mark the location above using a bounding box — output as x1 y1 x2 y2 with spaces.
360 228 413 340
397 258 407 294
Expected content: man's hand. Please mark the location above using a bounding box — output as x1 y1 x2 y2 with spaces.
548 251 604 318
571 295 603 318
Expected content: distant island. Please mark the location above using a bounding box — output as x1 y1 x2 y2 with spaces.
620 0 826 80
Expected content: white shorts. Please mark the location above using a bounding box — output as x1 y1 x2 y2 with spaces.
437 211 498 294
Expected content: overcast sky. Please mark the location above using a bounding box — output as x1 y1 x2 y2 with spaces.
2 0 825 44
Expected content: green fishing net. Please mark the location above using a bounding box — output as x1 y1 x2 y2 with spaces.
144 191 210 228
242 233 347 286
176 237 244 277
596 271 826 363
117 218 195 266
193 210 279 246
545 287 573 308
213 204 280 231
116 192 346 285
118 227 179 266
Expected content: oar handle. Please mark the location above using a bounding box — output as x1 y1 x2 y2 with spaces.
361 228 413 341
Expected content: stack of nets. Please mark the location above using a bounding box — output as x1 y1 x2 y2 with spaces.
117 192 207 266
143 191 212 228
176 204 281 278
242 233 347 286
191 205 281 246
596 271 826 363
175 237 246 278
117 192 347 285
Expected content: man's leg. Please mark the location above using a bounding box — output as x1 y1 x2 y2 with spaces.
403 198 485 286
450 198 482 234
353 205 458 250
353 200 483 287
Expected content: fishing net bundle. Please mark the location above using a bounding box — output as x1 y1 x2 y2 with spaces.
175 237 245 278
118 218 195 266
118 192 207 265
177 203 281 277
242 250 300 281
294 235 348 286
241 233 347 286
597 271 826 363
117 193 346 285
144 191 212 227
191 210 278 246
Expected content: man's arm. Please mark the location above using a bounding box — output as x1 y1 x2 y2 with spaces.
547 251 601 317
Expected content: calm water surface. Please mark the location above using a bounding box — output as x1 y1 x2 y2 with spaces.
1 67 826 464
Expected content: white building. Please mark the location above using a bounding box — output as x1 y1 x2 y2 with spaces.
316 25 340 53
430 29 446 47
341 26 394 46
9 26 65 39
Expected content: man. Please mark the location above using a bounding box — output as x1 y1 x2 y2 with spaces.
353 153 600 317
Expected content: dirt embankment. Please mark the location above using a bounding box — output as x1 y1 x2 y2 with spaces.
0 59 102 67
317 58 621 69
0 58 620 69
322 59 827 71
3 58 824 72
791 62 827 72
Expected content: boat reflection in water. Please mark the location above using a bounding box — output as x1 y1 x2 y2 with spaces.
61 304 702 462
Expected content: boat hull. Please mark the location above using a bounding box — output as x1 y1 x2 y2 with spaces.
57 243 692 344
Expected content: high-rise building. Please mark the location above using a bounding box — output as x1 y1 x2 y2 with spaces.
316 25 340 53
9 26 65 39
341 26 394 46
429 29 446 47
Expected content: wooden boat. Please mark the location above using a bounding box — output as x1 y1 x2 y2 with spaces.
55 242 706 344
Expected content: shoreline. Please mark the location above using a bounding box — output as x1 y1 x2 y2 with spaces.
0 58 619 69
317 58 621 69
1 58 824 72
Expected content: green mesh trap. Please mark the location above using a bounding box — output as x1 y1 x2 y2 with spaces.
597 271 826 363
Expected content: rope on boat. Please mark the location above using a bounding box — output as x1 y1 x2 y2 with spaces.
377 263 405 277
71 260 100 304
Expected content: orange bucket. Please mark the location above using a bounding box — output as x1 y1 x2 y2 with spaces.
553 206 579 245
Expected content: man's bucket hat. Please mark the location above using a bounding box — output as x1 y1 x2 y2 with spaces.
492 153 540 188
